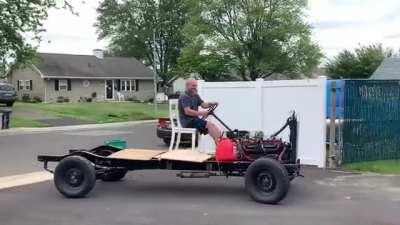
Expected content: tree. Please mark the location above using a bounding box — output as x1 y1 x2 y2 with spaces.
0 1 76 77
0 0 56 76
96 0 189 84
177 39 237 81
181 0 322 81
326 44 393 79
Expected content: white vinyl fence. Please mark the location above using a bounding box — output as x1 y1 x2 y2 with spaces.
197 76 327 168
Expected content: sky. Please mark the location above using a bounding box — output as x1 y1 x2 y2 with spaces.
38 0 400 61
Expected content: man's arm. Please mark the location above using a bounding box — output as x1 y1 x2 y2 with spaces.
200 101 218 108
184 107 207 117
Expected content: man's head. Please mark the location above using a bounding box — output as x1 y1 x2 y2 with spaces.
185 79 198 95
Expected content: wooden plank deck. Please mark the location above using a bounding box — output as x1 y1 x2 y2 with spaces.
108 149 213 163
108 149 166 161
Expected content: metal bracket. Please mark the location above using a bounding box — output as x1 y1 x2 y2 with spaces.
44 161 54 174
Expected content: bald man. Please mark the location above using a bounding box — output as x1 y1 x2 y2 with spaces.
178 79 221 144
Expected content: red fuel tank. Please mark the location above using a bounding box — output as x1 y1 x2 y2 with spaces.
216 138 237 162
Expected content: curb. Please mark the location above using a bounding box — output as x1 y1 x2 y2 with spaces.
0 120 157 136
0 171 53 190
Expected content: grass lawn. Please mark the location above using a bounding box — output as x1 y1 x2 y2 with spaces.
11 102 168 127
10 117 48 128
343 160 400 174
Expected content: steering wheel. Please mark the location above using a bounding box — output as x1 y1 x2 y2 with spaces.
201 104 218 119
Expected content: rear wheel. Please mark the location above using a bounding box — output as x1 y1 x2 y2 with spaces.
245 158 290 204
91 146 121 156
54 156 96 198
163 138 171 146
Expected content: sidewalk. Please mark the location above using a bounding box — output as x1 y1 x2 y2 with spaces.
0 120 157 136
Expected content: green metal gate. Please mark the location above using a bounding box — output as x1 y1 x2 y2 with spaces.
343 80 400 163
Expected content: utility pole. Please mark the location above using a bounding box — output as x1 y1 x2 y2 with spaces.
152 28 158 114
329 81 337 168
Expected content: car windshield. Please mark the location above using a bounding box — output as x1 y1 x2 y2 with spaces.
0 84 14 91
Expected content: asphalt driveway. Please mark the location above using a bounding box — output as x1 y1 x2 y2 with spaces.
1 168 399 225
0 122 163 176
0 122 399 225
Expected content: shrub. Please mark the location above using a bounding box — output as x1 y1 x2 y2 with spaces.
91 92 97 98
21 94 31 102
63 97 70 102
32 96 42 103
57 96 65 103
127 96 140 102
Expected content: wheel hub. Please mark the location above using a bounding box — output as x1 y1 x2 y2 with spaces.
65 168 83 187
256 172 275 192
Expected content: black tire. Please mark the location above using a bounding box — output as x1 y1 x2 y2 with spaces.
245 158 290 204
101 169 128 182
163 138 171 146
54 156 96 198
91 145 121 156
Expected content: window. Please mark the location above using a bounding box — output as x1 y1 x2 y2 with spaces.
120 80 138 92
17 80 32 91
121 80 126 91
58 79 68 91
25 80 31 90
18 80 24 90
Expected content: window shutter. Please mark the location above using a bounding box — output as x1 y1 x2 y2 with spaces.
136 80 139 91
17 80 20 91
55 79 59 91
67 79 71 91
116 79 121 91
30 80 33 90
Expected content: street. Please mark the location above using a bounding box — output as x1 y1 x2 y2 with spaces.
0 122 163 176
0 122 399 225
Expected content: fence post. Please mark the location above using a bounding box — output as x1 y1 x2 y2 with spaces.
256 78 264 131
328 81 337 168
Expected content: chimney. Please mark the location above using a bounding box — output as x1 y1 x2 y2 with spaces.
93 49 104 59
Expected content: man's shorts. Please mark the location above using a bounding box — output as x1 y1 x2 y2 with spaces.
187 118 208 135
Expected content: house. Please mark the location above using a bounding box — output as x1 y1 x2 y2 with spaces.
8 50 155 102
370 58 400 79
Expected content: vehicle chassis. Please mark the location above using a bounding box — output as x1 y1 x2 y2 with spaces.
38 110 301 204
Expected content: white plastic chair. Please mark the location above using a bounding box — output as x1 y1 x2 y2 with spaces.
169 99 197 151
116 92 125 101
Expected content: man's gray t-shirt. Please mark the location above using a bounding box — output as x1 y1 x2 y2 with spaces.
178 92 204 127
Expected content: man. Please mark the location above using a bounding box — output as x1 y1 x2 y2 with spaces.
178 79 221 144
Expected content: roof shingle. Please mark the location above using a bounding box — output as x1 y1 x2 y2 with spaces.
371 58 400 79
36 53 153 79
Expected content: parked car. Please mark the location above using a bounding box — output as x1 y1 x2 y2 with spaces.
0 82 17 107
156 118 197 146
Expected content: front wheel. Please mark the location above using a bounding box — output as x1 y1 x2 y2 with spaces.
54 156 96 198
245 158 290 204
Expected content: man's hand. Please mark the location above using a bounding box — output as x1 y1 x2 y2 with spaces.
198 110 209 117
210 102 218 107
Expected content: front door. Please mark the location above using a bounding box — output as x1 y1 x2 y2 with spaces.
105 80 114 99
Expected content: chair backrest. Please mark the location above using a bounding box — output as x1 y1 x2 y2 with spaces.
169 99 182 128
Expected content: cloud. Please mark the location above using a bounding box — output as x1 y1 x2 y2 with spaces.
36 0 400 59
312 21 365 30
308 0 400 58
384 33 400 39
